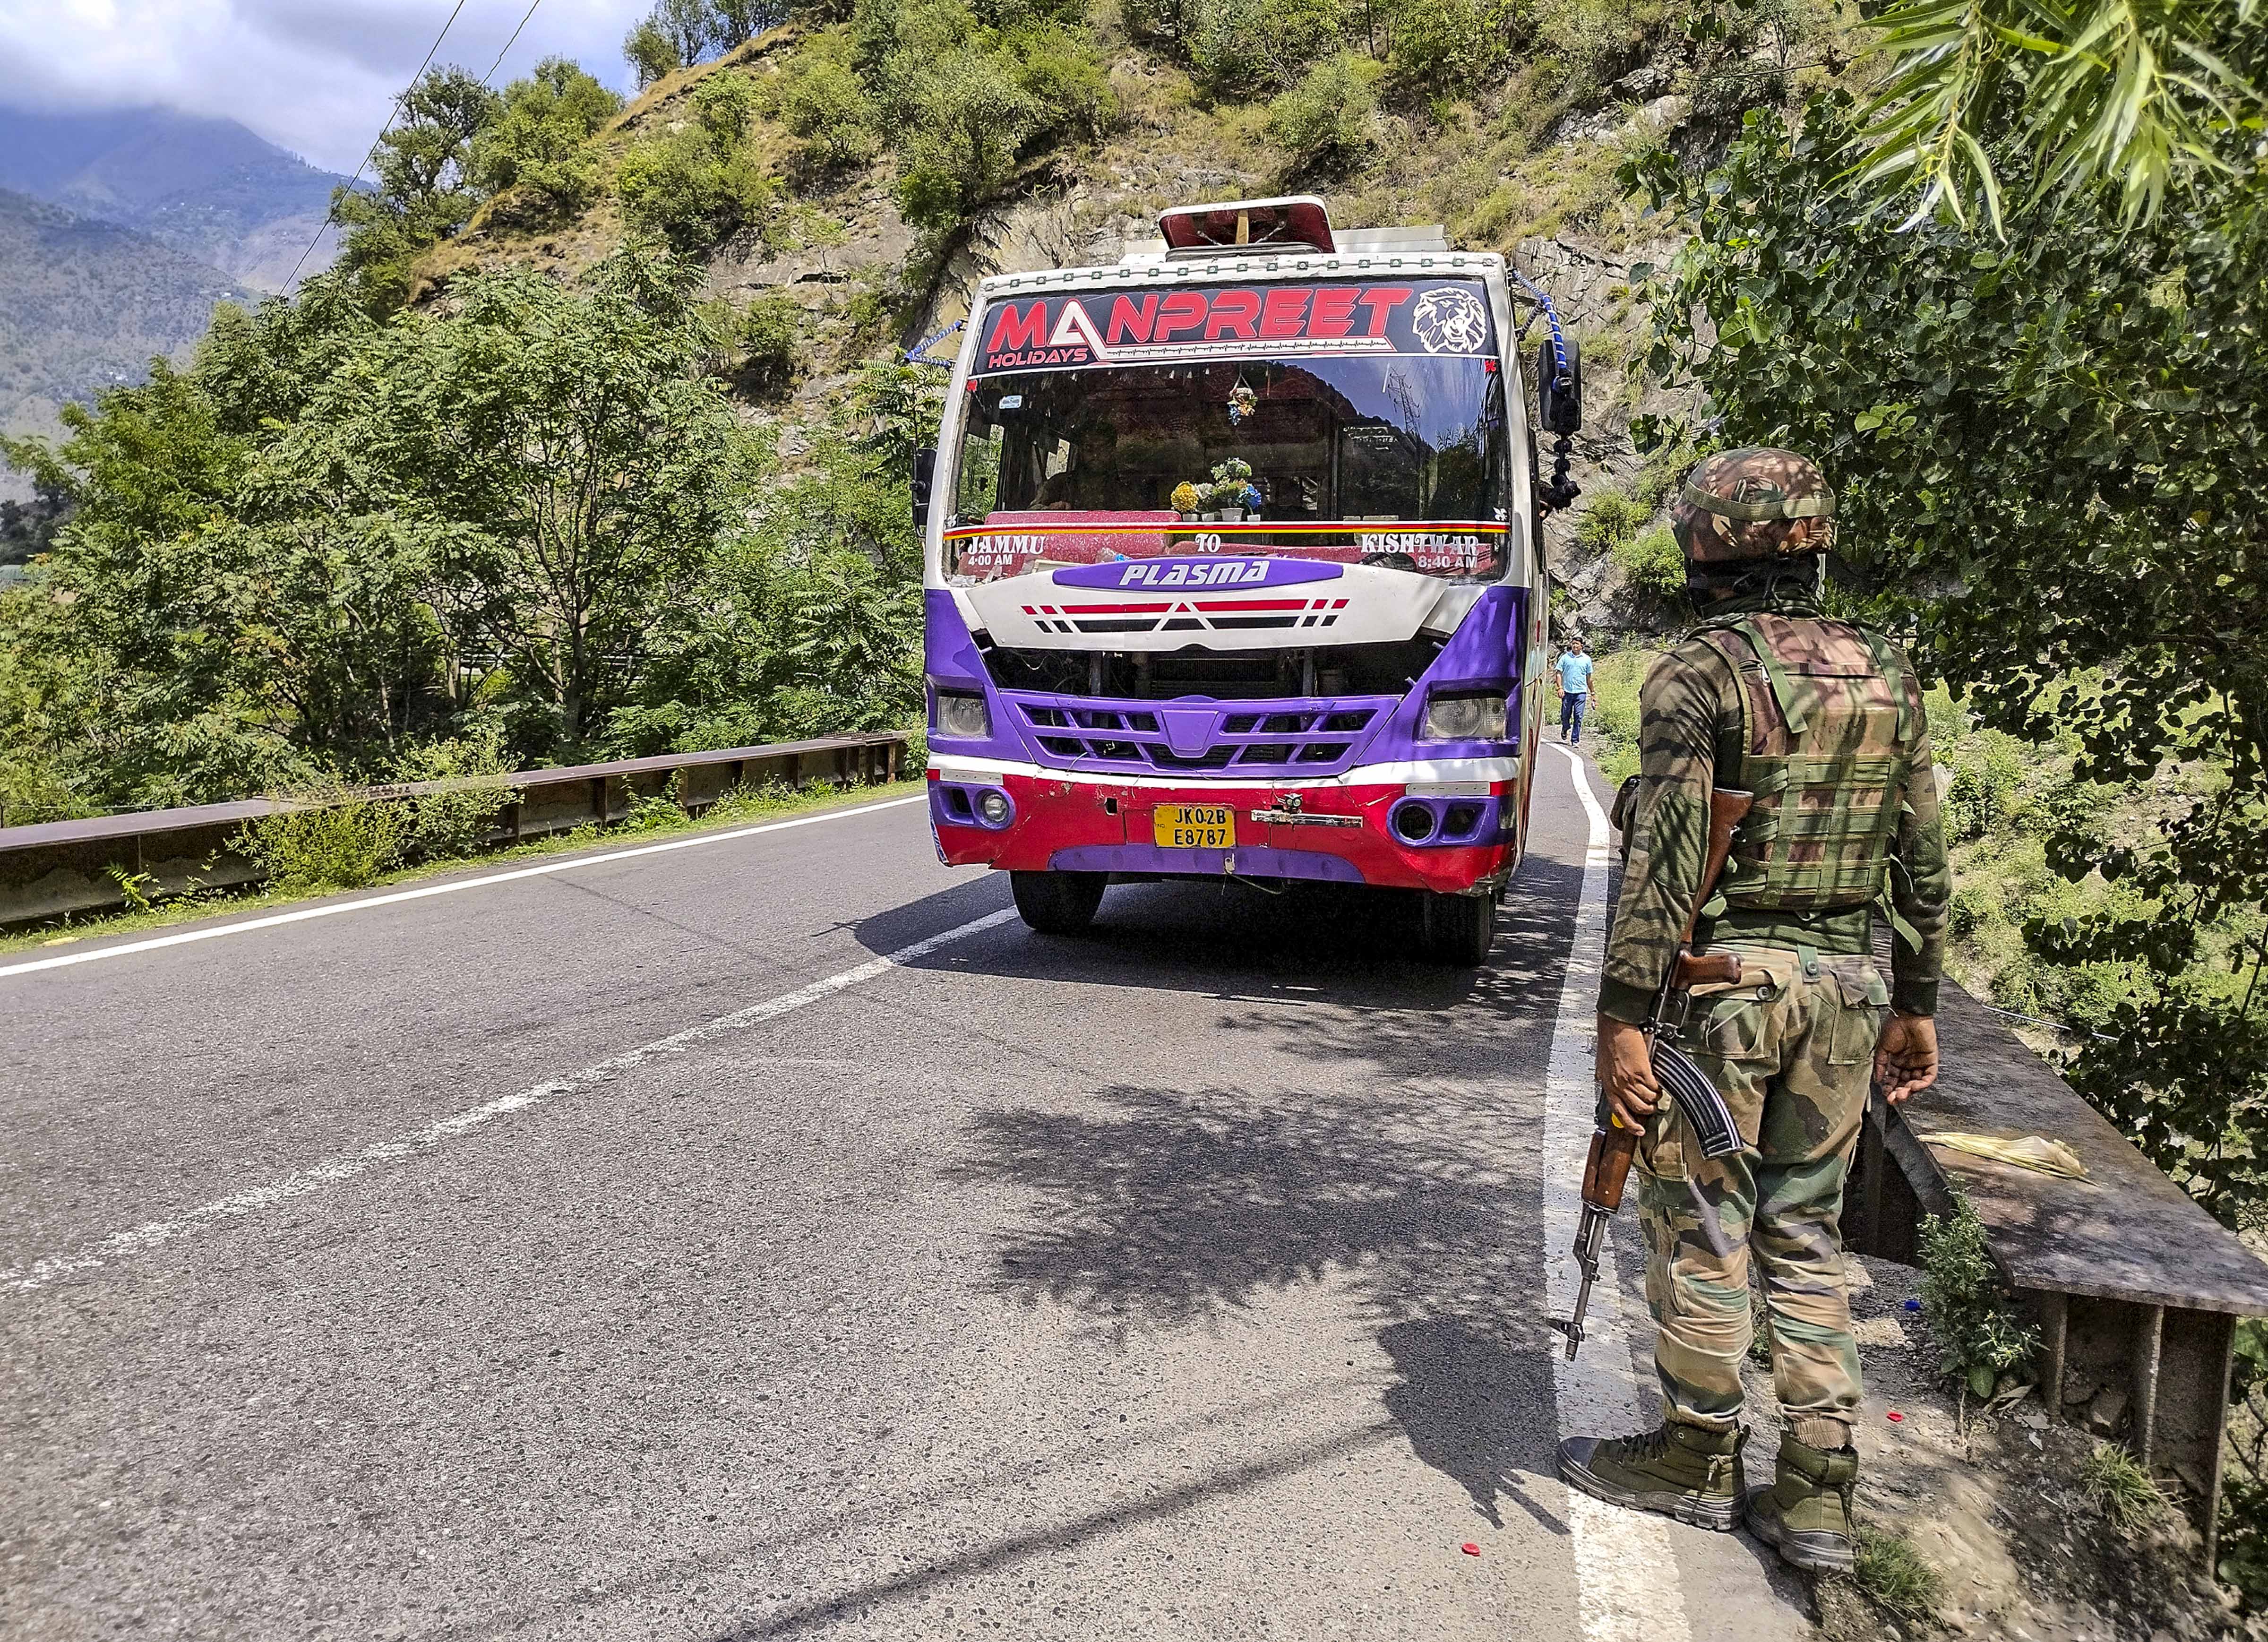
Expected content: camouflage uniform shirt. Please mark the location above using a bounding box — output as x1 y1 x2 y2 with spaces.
1599 600 1950 1025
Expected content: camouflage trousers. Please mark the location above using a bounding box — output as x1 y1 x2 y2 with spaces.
1634 939 1890 1451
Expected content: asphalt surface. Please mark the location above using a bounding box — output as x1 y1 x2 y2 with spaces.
1 756 1812 1640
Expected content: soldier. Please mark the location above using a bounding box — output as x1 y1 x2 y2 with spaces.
1555 448 1950 1573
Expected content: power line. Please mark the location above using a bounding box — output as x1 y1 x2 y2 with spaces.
281 0 478 294
480 0 548 86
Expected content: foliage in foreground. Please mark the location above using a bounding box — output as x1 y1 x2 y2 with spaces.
2081 1440 2166 1534
1917 1195 2038 1401
1850 1525 1942 1623
1629 69 2268 1229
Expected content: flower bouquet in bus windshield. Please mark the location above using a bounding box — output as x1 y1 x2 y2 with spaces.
946 353 1510 583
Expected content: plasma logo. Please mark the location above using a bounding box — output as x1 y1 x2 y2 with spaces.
1117 559 1271 587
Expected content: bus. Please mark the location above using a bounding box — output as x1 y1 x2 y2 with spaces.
913 197 1581 964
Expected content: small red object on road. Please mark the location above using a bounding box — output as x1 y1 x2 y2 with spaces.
1461 1542 1480 1556
1887 1410 1905 1423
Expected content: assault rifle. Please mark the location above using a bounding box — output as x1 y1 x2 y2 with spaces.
1561 786 1754 1362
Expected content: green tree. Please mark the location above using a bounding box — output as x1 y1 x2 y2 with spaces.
617 70 784 250
332 66 500 309
1857 0 2257 230
893 52 1041 232
766 52 882 176
303 248 748 749
1266 52 1382 175
468 57 624 216
1627 74 2268 1219
625 17 686 86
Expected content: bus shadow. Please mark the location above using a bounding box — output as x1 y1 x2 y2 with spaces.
856 849 1584 1036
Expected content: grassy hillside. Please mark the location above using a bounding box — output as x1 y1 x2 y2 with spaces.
402 2 1862 491
0 188 253 441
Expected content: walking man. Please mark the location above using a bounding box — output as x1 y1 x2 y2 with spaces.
1556 637 1594 743
1555 448 1950 1573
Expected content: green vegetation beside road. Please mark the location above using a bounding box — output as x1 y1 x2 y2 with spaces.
0 775 926 959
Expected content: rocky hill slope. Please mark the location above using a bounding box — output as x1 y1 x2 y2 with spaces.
0 188 254 444
400 1 1865 622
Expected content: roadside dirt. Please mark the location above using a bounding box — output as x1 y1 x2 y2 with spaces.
1779 1254 2257 1641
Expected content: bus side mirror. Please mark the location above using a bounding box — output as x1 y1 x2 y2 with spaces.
1536 335 1582 436
911 447 936 529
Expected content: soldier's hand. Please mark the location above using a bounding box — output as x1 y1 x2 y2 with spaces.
1875 1013 1940 1105
1596 1015 1665 1132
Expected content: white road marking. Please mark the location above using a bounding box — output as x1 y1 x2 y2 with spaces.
1542 744 1697 1642
3 906 1019 1294
0 793 931 981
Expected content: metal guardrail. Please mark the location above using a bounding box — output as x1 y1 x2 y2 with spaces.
0 732 912 926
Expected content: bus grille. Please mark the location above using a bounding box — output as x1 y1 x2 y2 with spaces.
1007 694 1394 777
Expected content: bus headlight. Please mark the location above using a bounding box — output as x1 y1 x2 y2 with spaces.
1422 692 1507 741
978 790 1012 826
935 690 991 739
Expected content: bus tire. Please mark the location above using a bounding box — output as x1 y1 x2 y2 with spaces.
1011 869 1108 935
1421 888 1497 966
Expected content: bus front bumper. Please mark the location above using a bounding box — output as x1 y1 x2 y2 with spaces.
925 759 1521 894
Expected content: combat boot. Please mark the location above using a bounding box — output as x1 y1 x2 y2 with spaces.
1556 1421 1745 1530
1744 1433 1859 1572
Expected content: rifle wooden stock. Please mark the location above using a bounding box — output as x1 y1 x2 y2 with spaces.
1682 786 1755 950
1675 950 1744 989
1581 1120 1640 1213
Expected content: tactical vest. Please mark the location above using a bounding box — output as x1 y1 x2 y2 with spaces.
1692 610 1921 915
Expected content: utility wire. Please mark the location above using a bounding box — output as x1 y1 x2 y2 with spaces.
281 0 477 294
479 0 547 86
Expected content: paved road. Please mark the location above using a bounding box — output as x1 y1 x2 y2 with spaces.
1 751 1811 1640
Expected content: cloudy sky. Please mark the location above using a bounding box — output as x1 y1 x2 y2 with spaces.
0 0 653 172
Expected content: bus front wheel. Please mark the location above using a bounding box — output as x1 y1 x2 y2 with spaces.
1420 888 1497 966
1011 870 1108 935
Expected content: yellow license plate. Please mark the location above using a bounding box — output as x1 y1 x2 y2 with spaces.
1154 804 1237 850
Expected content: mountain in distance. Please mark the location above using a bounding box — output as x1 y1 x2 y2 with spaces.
0 188 254 450
0 104 353 292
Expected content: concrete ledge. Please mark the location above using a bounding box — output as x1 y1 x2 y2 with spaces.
1849 970 2268 1560
0 732 910 926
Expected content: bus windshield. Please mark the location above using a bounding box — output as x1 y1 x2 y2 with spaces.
947 279 1511 583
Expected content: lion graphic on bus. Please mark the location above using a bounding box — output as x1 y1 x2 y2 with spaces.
1410 287 1489 355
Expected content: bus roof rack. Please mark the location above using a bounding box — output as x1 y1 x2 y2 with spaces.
1158 197 1336 257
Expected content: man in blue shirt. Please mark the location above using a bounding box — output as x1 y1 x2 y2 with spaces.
1555 638 1595 743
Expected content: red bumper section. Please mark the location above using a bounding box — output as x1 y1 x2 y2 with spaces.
928 771 1515 894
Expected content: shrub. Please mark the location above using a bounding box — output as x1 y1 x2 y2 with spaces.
739 292 802 392
617 80 780 250
893 52 1040 233
1382 0 1503 105
1190 0 1346 97
1584 646 1654 787
1918 1192 2039 1401
2081 1441 2165 1532
1123 0 1204 45
767 55 881 176
690 69 762 144
239 789 412 893
1851 1527 1942 1623
1009 32 1122 144
1573 484 1646 553
469 57 622 215
395 729 520 861
1266 53 1380 177
1614 524 1684 598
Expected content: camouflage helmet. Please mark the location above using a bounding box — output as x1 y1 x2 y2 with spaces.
1671 447 1836 563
